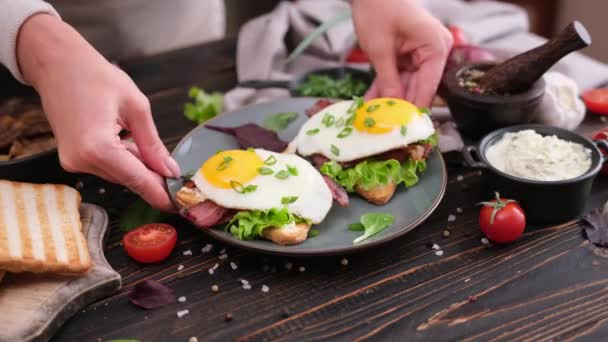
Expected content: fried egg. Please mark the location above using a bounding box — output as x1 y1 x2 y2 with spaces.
296 98 435 161
191 149 332 223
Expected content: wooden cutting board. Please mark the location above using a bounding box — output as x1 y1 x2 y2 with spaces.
0 204 121 342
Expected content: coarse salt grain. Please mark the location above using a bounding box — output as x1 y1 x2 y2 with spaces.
431 244 440 250
285 262 293 270
177 310 189 318
218 254 228 260
481 237 490 246
464 278 471 283
230 262 238 270
202 244 213 253
340 258 349 266
211 285 219 292
456 207 463 214
219 248 226 254
299 266 306 272
435 250 444 256
97 188 106 195
183 250 192 256
262 285 269 292
243 284 252 290
240 279 249 285
177 265 184 271
178 296 187 302
209 268 215 275
448 215 456 222
457 175 464 181
189 337 198 342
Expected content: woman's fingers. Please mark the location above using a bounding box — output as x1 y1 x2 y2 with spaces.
123 95 181 179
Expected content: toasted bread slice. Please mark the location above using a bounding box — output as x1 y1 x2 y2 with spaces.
175 186 205 209
0 180 91 274
355 182 397 205
262 222 311 245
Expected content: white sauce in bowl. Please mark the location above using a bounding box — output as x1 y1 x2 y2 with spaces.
485 129 592 182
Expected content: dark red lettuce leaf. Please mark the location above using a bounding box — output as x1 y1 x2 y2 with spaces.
206 123 287 152
583 208 608 247
128 280 176 310
305 99 334 117
323 175 349 207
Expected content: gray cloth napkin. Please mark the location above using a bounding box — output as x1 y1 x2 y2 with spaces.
224 0 608 153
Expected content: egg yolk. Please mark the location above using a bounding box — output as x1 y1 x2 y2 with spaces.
201 149 263 188
354 98 421 134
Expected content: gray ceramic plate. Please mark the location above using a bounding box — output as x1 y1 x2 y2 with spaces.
167 98 447 256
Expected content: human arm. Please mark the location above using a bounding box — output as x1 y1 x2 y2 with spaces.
351 0 453 107
11 11 179 211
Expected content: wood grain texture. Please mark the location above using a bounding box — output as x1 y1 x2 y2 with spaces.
1 38 606 341
0 204 120 342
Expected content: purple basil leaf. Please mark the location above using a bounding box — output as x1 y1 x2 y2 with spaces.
206 123 288 152
128 280 176 309
583 208 608 247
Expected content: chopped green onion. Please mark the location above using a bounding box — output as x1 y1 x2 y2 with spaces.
387 100 396 106
337 127 353 139
281 196 299 205
420 107 431 116
322 113 335 127
345 114 356 126
275 170 290 180
366 104 381 112
215 149 223 155
364 117 376 127
330 144 340 156
335 117 345 128
216 156 233 171
354 96 364 109
230 180 257 194
264 155 277 166
306 128 320 135
287 165 298 176
247 147 255 152
401 126 407 136
308 229 320 238
257 167 274 175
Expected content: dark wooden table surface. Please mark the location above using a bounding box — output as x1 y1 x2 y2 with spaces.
5 38 608 342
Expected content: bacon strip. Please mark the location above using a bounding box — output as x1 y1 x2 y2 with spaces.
305 99 334 117
180 200 229 228
322 175 349 207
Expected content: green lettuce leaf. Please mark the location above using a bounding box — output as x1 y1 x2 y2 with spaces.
419 132 439 147
320 158 427 192
263 112 299 132
352 213 395 244
226 208 310 240
184 86 224 124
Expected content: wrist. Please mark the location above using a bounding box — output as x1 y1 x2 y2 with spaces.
16 14 98 91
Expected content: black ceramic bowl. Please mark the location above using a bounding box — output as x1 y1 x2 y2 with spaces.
440 62 546 139
462 124 608 224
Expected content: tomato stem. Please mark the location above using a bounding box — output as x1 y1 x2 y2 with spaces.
478 192 516 225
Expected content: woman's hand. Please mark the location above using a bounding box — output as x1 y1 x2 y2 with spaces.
17 14 179 211
352 0 453 107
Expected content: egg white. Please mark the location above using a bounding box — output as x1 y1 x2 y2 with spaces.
191 149 332 224
296 100 435 162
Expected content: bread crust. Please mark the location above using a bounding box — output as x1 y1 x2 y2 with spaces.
175 186 205 208
355 182 397 205
262 223 311 245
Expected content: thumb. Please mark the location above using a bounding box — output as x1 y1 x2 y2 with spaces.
123 94 181 179
368 47 404 99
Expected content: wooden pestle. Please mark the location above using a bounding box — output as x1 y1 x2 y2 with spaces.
478 21 591 94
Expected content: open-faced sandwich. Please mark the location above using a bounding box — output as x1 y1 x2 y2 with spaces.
176 148 333 245
295 97 438 205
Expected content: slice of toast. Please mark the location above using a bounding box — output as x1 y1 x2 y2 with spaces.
262 223 311 245
355 182 397 205
0 180 91 274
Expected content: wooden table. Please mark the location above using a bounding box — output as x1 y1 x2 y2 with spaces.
4 38 608 341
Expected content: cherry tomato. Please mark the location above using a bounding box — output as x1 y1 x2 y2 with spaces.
583 88 608 115
593 129 608 175
448 25 468 47
123 223 177 263
346 47 369 63
479 193 526 244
